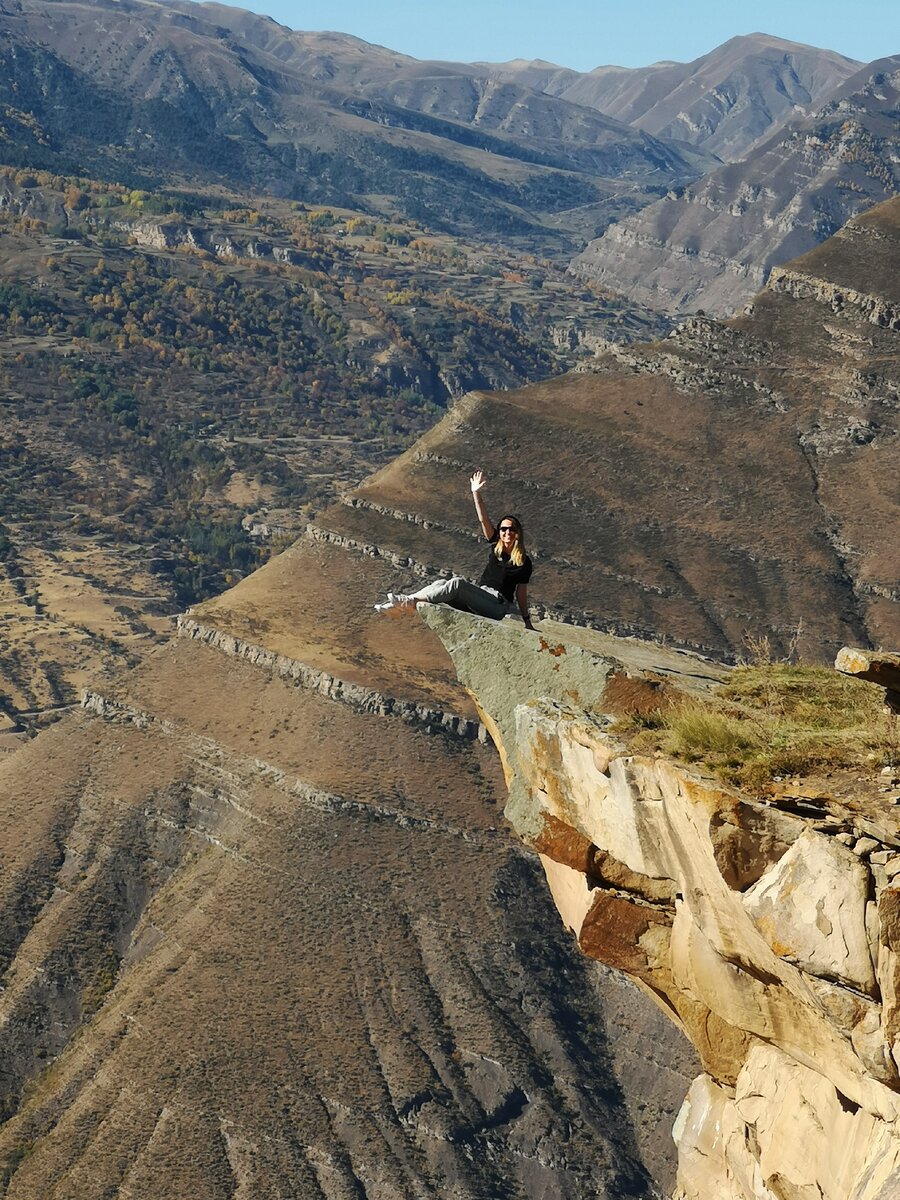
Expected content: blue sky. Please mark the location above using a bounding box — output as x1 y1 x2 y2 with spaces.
244 1 900 70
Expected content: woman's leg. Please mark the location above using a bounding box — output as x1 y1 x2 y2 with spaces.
411 576 508 620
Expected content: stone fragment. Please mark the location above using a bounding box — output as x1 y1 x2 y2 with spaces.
742 827 876 993
673 1074 764 1200
538 855 594 940
708 803 798 892
533 813 595 875
877 887 900 1076
854 836 880 856
835 648 900 692
733 1044 900 1200
578 891 672 977
589 847 678 903
675 1047 900 1200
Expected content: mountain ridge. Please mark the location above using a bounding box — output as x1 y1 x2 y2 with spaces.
572 54 900 315
474 33 862 162
0 158 899 1200
0 0 705 250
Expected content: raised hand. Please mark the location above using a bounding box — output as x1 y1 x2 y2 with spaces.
470 469 487 493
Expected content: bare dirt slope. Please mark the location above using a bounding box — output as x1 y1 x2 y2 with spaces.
0 533 699 1197
316 197 900 662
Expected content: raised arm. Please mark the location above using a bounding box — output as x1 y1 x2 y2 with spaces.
470 470 495 540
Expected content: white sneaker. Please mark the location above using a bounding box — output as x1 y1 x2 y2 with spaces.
374 592 415 612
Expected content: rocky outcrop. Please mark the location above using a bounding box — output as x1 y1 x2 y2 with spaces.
423 607 900 1199
838 647 900 715
176 615 487 741
768 267 900 330
120 219 317 267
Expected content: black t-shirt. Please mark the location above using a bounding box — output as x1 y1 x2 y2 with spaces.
478 536 533 603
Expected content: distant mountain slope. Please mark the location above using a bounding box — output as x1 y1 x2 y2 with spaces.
485 34 861 163
0 167 669 727
0 0 702 251
317 195 900 662
571 56 900 316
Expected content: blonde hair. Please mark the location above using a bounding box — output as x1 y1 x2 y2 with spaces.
494 515 525 567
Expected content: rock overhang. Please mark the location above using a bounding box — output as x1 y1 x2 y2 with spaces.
422 606 900 1198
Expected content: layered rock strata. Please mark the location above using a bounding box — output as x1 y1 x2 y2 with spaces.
423 607 900 1199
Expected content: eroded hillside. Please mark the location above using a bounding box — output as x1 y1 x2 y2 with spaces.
293 194 900 663
0 513 700 1199
0 166 665 742
573 56 900 315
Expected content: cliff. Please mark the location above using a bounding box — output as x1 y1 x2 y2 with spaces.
422 606 900 1198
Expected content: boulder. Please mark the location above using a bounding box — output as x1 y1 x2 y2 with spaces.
742 828 877 994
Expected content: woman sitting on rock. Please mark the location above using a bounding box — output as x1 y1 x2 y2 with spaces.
375 470 535 630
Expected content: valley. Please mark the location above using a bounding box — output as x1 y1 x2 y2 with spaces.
0 4 899 1197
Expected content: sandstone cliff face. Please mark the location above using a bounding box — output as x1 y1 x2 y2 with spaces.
423 608 900 1199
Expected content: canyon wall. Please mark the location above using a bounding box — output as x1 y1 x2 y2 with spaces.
423 606 900 1198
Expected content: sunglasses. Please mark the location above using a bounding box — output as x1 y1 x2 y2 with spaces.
498 525 517 533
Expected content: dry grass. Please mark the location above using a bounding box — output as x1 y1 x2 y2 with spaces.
618 664 900 788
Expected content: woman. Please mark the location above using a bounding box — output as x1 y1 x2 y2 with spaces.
374 469 535 630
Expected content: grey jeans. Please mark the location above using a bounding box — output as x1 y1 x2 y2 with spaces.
416 576 512 620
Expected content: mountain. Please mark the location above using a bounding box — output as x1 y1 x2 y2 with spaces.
570 56 900 315
1 189 899 1200
304 194 900 664
0 0 705 252
490 34 861 163
0 468 705 1194
0 167 669 737
0 603 701 1196
0 0 883 290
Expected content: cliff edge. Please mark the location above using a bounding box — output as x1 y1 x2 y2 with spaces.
422 606 900 1199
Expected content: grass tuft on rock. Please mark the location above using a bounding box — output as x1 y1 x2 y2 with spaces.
616 664 898 788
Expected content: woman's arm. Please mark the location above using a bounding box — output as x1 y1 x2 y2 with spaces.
470 470 495 540
515 584 535 631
